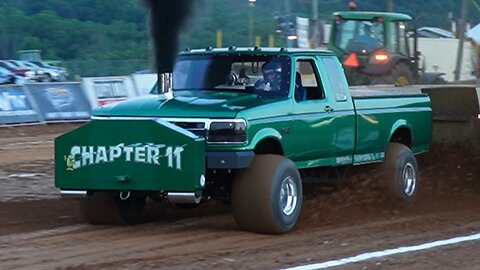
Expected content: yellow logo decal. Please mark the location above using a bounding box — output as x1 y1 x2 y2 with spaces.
65 154 75 171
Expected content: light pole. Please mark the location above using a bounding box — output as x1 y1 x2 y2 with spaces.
284 0 295 47
284 0 291 14
386 0 393 12
248 0 256 46
312 0 319 48
454 0 468 81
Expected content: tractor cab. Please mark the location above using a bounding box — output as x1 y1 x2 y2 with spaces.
328 11 417 85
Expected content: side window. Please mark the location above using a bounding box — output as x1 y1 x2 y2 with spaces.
321 57 348 102
295 60 324 101
396 22 408 56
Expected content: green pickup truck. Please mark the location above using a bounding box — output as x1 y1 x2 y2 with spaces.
55 47 432 234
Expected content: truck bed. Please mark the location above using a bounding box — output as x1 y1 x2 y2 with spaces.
348 85 432 157
350 84 478 99
349 85 426 99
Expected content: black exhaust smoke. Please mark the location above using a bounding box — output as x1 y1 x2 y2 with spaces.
142 0 194 74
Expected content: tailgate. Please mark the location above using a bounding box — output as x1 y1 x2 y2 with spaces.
55 119 205 192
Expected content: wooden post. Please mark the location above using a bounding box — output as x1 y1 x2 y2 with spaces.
216 30 222 48
269 34 275 47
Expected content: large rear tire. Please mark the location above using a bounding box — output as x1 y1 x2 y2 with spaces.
383 143 419 206
371 62 414 86
80 192 146 225
232 154 302 234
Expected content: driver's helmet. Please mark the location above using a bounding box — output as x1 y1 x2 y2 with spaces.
262 61 282 82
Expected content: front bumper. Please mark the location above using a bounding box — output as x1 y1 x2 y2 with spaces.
206 151 255 169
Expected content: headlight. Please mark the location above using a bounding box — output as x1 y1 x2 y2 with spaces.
207 120 246 144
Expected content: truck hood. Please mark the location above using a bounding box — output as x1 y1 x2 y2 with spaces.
93 90 280 118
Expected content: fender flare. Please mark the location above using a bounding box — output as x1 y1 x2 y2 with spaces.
250 128 283 150
388 119 413 147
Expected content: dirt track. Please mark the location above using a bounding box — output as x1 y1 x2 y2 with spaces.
0 123 479 270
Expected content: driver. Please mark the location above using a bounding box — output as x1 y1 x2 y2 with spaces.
255 61 282 91
355 23 382 51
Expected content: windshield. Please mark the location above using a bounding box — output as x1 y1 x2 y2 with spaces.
334 19 384 53
167 54 291 98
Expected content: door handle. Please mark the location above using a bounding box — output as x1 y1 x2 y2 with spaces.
324 105 334 112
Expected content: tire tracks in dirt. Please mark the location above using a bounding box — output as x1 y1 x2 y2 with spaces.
0 199 479 270
1 123 479 269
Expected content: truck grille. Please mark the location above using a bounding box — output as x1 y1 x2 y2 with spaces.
169 121 206 137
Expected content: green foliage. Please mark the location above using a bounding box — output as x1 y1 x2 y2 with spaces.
0 0 475 76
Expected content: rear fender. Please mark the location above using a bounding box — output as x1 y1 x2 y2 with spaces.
388 120 413 147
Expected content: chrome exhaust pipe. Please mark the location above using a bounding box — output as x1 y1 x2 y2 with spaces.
159 72 173 99
167 192 201 204
60 190 87 198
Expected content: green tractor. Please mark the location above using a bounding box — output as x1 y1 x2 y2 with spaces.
327 11 445 85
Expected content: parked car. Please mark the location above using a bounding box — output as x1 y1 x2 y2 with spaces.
30 61 68 75
0 66 16 84
0 60 36 82
22 60 68 82
7 60 50 82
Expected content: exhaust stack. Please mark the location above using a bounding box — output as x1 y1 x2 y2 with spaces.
167 192 201 204
142 0 194 75
158 72 173 99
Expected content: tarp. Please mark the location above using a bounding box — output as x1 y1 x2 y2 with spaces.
25 83 91 122
0 85 41 125
416 38 474 82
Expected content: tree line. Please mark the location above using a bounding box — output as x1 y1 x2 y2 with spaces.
0 0 473 76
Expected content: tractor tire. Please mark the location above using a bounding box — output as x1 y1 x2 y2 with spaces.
80 192 146 225
371 62 414 86
232 154 302 234
383 143 419 206
433 76 447 84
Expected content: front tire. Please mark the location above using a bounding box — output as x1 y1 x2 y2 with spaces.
232 154 302 234
43 74 53 82
383 143 419 205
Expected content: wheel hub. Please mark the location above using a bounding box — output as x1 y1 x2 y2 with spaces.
395 76 409 86
402 162 416 196
280 176 298 216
